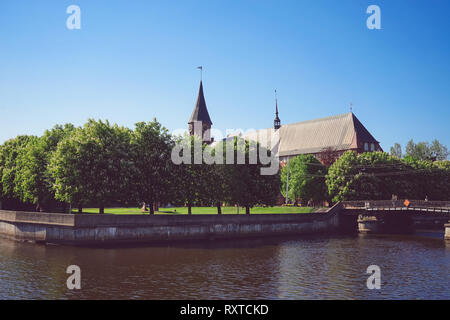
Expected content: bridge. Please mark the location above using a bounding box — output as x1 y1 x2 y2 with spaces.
342 200 450 213
340 200 450 238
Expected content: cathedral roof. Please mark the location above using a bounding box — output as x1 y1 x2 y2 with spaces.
226 112 381 157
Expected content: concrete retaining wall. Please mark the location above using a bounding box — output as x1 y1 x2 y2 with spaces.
0 204 342 245
357 212 415 234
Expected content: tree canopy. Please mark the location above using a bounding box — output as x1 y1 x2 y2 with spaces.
130 120 174 214
390 139 448 161
1 119 282 214
2 118 449 213
404 139 448 161
281 154 328 205
326 151 450 202
390 143 402 158
49 120 133 213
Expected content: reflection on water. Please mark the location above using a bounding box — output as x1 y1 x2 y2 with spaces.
0 233 449 300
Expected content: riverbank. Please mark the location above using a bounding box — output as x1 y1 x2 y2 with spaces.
76 206 315 215
0 204 342 245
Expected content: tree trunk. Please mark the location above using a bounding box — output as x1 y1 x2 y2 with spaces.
246 206 250 215
217 202 222 215
78 205 83 214
99 206 104 214
149 202 155 215
188 205 192 215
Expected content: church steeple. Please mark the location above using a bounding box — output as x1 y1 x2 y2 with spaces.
188 80 213 143
274 90 281 130
189 81 212 125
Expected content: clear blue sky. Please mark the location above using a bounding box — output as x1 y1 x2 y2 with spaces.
1 0 449 152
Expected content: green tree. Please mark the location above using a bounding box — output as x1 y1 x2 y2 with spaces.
433 160 450 170
130 120 174 214
171 135 280 215
281 154 328 205
226 137 280 214
390 143 402 158
50 119 133 214
0 136 36 209
326 150 450 202
326 151 416 202
202 142 229 214
403 156 450 200
429 139 449 161
170 134 211 215
405 139 448 161
405 140 429 160
13 124 75 211
14 136 45 208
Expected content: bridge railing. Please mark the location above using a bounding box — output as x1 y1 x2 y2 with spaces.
342 200 450 209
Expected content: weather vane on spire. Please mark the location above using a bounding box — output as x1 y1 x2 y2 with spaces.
350 102 353 112
197 66 203 81
274 89 281 130
275 89 279 115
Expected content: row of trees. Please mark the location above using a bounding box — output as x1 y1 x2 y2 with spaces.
2 118 448 213
281 150 450 204
173 137 280 214
327 151 450 202
0 119 280 214
0 124 75 212
390 139 449 161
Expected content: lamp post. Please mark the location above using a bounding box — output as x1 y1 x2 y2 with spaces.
285 156 290 205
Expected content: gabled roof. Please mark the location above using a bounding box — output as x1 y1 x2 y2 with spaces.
189 81 212 125
350 113 378 143
226 112 380 157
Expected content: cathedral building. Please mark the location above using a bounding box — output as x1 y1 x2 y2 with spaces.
188 80 382 164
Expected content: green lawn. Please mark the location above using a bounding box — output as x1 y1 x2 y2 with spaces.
75 206 314 215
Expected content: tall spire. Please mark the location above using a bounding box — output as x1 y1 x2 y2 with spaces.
274 89 281 130
189 81 212 125
188 79 213 144
276 90 279 115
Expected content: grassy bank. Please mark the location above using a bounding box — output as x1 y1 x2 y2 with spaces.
75 206 315 215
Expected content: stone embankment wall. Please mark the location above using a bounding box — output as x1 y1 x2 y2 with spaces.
0 203 343 245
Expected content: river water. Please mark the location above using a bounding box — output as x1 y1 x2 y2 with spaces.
0 232 449 300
